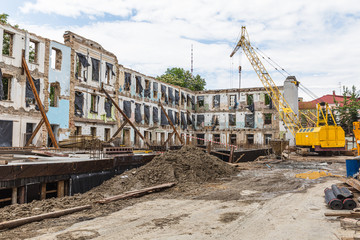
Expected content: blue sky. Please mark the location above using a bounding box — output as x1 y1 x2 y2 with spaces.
3 0 360 100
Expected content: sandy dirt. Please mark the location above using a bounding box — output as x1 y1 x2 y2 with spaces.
0 147 352 239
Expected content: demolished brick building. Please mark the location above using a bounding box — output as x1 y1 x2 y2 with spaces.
0 23 289 148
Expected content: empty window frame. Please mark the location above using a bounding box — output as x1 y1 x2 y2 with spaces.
264 113 272 125
49 82 60 107
90 127 97 137
265 93 271 105
246 134 254 144
75 126 82 136
135 76 143 96
75 54 82 78
229 114 236 126
197 134 205 145
153 82 158 99
90 95 99 113
229 95 236 107
230 134 236 145
91 58 100 81
246 94 254 105
2 31 13 56
264 134 272 145
213 134 220 143
1 75 11 101
105 128 110 141
105 64 111 85
51 48 62 70
212 115 219 126
197 96 204 107
29 40 38 64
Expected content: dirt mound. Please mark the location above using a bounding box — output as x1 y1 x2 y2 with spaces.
91 146 237 197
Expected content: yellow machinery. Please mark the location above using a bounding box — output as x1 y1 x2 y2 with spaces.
353 122 360 156
230 26 346 152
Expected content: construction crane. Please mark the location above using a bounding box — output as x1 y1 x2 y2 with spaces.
230 26 345 152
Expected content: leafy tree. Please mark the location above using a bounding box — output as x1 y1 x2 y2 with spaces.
0 13 8 24
157 67 206 91
334 85 360 134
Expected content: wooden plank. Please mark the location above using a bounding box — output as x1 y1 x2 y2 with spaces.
158 101 183 145
109 120 128 142
101 85 150 147
325 211 360 218
96 182 176 204
346 178 360 192
19 186 25 204
163 131 175 147
57 181 64 198
25 119 44 147
12 187 17 205
0 205 91 230
229 146 234 163
22 57 59 148
40 183 46 200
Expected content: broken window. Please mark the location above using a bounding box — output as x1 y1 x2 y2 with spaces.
213 95 220 108
123 100 131 118
230 134 237 145
135 76 143 97
264 113 272 125
153 82 158 99
104 98 112 118
29 40 38 64
213 134 220 143
168 87 174 104
229 114 236 126
25 77 40 107
74 91 84 117
105 128 110 141
211 115 219 126
229 95 237 108
175 90 180 105
265 134 272 145
181 112 187 130
91 58 100 81
247 94 254 105
25 123 34 145
76 52 90 80
153 106 159 123
124 72 131 91
246 134 254 144
187 94 191 108
265 93 272 109
90 127 97 137
0 72 11 101
144 105 150 124
191 96 195 110
0 120 13 147
161 109 168 126
197 134 205 145
90 95 99 113
144 80 151 98
197 115 204 126
51 48 62 70
75 126 82 135
181 92 186 105
161 85 168 104
168 109 174 125
49 82 60 107
135 103 142 123
2 31 13 56
245 114 254 128
197 96 204 107
105 62 115 85
175 111 179 125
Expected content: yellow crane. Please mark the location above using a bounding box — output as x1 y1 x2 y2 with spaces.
353 122 360 156
230 26 345 152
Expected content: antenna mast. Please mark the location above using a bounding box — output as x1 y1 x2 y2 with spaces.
191 44 193 74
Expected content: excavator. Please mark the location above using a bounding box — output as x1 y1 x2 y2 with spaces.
230 26 345 153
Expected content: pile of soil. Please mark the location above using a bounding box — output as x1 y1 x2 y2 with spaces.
0 146 236 222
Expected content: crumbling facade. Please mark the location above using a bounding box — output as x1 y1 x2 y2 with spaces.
0 23 286 148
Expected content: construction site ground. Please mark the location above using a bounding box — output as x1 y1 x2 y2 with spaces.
0 147 352 240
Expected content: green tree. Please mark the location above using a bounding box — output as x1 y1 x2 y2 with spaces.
0 13 8 24
157 67 206 91
334 85 360 134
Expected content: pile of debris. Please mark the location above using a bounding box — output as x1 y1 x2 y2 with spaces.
91 145 237 197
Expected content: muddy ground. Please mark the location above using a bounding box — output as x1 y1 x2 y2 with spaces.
0 147 351 240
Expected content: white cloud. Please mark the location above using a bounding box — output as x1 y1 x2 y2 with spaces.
17 0 360 100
